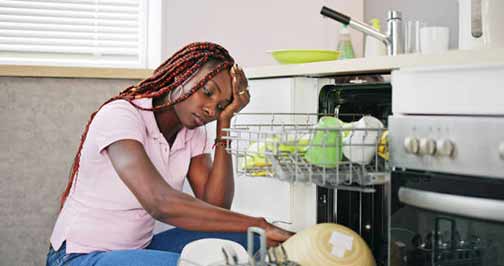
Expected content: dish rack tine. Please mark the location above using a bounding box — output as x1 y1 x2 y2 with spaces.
247 227 267 266
280 245 289 262
270 113 275 130
267 247 278 264
221 247 230 265
334 105 340 119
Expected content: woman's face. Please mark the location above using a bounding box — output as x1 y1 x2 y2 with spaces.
173 65 233 129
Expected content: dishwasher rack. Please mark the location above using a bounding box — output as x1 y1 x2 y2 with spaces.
178 227 299 266
222 113 390 193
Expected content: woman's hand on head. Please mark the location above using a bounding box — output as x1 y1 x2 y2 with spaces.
218 64 250 122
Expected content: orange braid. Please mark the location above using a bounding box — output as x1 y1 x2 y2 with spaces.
59 42 234 209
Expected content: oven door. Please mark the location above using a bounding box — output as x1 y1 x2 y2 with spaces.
390 169 504 266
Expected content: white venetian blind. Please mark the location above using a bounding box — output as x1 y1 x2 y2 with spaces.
0 0 146 68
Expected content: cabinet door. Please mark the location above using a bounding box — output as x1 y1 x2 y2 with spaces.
231 78 294 223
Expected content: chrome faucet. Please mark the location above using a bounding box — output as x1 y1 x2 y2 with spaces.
321 6 404 56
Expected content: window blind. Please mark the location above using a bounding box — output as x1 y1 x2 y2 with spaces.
0 0 147 68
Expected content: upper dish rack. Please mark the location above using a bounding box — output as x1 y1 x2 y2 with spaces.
222 113 390 193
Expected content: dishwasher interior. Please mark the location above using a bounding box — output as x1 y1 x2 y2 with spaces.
223 79 392 266
316 82 392 266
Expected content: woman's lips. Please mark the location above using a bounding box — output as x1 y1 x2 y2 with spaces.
192 114 204 126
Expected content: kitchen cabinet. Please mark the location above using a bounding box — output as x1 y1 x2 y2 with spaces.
230 77 332 232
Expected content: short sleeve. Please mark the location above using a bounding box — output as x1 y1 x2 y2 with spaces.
90 100 146 153
190 125 212 157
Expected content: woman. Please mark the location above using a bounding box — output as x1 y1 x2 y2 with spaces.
46 42 293 266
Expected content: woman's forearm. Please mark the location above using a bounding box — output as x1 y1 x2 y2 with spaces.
156 187 265 232
203 119 235 208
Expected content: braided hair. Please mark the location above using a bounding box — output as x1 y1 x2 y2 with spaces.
60 42 235 208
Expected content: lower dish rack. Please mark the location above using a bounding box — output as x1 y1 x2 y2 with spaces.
223 113 390 193
178 227 299 266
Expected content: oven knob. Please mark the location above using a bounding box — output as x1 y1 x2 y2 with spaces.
404 137 419 154
499 142 504 160
419 138 436 156
436 139 455 157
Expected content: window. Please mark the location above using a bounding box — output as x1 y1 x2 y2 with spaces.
0 0 148 68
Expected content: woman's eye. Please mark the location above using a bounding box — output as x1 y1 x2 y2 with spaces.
217 104 225 111
203 86 212 96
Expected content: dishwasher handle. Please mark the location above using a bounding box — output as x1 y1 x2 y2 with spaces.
398 187 504 223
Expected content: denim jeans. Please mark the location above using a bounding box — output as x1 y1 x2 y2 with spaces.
46 228 259 266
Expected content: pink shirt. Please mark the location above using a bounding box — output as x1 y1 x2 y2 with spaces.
50 98 211 253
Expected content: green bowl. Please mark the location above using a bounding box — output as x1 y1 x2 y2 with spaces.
305 116 343 168
270 50 340 64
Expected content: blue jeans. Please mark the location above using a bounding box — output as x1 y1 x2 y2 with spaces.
46 228 259 266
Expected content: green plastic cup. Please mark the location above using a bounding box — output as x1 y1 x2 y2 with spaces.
304 116 343 168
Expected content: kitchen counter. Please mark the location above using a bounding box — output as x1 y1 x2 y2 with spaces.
1 48 504 80
246 47 504 79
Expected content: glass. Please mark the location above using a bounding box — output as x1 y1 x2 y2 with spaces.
404 20 426 54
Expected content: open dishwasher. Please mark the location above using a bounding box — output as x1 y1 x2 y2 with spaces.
223 81 392 266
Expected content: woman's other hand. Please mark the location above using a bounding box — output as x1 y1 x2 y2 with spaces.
218 64 250 122
264 222 295 247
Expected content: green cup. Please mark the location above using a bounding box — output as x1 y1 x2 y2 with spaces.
304 116 343 168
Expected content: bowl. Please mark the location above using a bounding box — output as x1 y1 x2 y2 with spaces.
274 223 376 266
178 238 248 266
342 116 384 165
269 49 340 64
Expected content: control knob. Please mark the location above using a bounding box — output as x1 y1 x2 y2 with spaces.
419 138 436 156
404 137 419 154
436 139 455 157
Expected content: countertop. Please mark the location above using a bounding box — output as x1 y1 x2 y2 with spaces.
1 48 504 80
245 47 504 79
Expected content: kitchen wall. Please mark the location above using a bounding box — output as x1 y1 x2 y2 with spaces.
163 0 364 67
0 77 139 266
365 0 459 49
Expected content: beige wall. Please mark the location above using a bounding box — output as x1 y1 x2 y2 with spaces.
163 0 364 67
0 77 139 266
365 0 459 49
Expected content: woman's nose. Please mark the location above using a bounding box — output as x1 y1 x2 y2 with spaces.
203 106 216 119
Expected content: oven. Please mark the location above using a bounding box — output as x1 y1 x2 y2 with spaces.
389 116 504 266
388 64 504 266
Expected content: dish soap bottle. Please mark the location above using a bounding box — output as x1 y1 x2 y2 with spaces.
337 25 355 59
364 19 387 57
